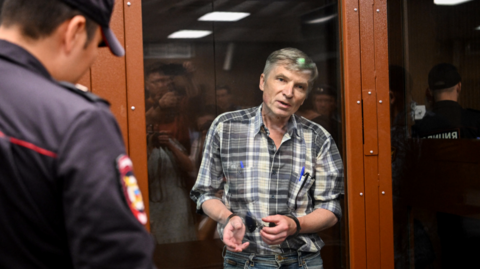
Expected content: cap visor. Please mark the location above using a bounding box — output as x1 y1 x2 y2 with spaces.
101 27 125 57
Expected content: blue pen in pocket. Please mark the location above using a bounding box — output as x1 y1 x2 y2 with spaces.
240 161 245 169
299 166 305 182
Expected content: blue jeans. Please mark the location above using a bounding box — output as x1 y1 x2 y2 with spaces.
223 250 324 269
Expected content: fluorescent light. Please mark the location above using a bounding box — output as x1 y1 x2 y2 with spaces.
434 0 472 5
198 11 250 22
305 14 338 24
168 30 212 39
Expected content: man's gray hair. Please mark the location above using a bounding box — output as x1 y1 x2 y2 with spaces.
262 47 318 91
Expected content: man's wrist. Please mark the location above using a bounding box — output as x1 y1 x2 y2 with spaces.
225 213 241 226
285 214 301 238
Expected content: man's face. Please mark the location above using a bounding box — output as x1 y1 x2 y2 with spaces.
313 94 336 117
259 64 310 121
145 72 173 104
216 89 231 110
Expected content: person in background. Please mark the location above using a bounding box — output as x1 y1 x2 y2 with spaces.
145 62 200 245
216 84 241 114
311 85 341 149
0 0 155 268
413 63 480 139
191 47 344 269
412 63 480 268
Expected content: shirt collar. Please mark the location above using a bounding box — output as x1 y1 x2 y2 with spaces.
253 104 302 139
0 39 53 81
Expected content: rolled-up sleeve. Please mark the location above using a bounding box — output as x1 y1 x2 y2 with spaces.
190 120 225 214
312 135 344 221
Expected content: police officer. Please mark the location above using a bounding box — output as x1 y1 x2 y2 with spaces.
0 0 155 268
413 63 480 139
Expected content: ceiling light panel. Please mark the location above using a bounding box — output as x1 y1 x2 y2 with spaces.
168 30 212 39
305 14 338 24
434 0 472 6
198 12 250 22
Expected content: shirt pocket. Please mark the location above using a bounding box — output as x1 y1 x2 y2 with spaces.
288 171 315 213
224 165 255 211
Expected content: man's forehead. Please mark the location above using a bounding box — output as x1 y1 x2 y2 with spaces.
315 94 335 100
272 63 311 79
147 72 170 80
216 89 229 94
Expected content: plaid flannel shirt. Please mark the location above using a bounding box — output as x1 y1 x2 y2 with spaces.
190 105 344 254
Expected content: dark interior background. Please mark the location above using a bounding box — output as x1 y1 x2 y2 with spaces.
142 0 340 109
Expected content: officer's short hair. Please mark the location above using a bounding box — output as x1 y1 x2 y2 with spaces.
0 0 98 44
262 47 318 92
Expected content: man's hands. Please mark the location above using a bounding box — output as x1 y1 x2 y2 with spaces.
223 216 249 252
158 91 178 109
156 131 172 148
260 215 297 245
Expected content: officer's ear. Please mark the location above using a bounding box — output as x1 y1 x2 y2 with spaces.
456 82 462 94
62 15 87 55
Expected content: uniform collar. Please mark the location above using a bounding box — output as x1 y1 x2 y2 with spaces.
253 104 301 138
433 100 462 110
0 39 53 81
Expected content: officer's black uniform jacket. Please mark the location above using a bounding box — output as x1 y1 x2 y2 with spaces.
0 40 155 269
413 100 480 139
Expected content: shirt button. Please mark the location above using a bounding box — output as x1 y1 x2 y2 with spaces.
271 195 275 198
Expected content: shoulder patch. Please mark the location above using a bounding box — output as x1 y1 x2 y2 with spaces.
421 129 460 139
116 155 148 225
57 81 110 105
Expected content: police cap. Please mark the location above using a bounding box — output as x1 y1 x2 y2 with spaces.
60 0 125 57
312 84 337 99
428 63 461 90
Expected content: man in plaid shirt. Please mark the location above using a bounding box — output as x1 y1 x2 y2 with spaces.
191 48 344 268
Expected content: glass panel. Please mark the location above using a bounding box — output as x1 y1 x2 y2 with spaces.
388 0 480 268
142 1 346 268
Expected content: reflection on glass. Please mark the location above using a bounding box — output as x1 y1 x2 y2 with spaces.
298 85 342 151
413 63 480 139
388 0 480 268
145 62 199 244
142 1 344 268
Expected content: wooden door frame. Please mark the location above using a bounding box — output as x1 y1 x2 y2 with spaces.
341 0 394 268
121 0 152 230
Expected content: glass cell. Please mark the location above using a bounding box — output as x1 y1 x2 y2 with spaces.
142 1 346 268
388 0 480 268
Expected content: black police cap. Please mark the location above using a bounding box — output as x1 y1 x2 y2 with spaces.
60 0 125 57
428 63 461 90
313 84 337 98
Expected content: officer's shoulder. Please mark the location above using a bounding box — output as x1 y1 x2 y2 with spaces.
57 81 110 106
466 108 480 116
